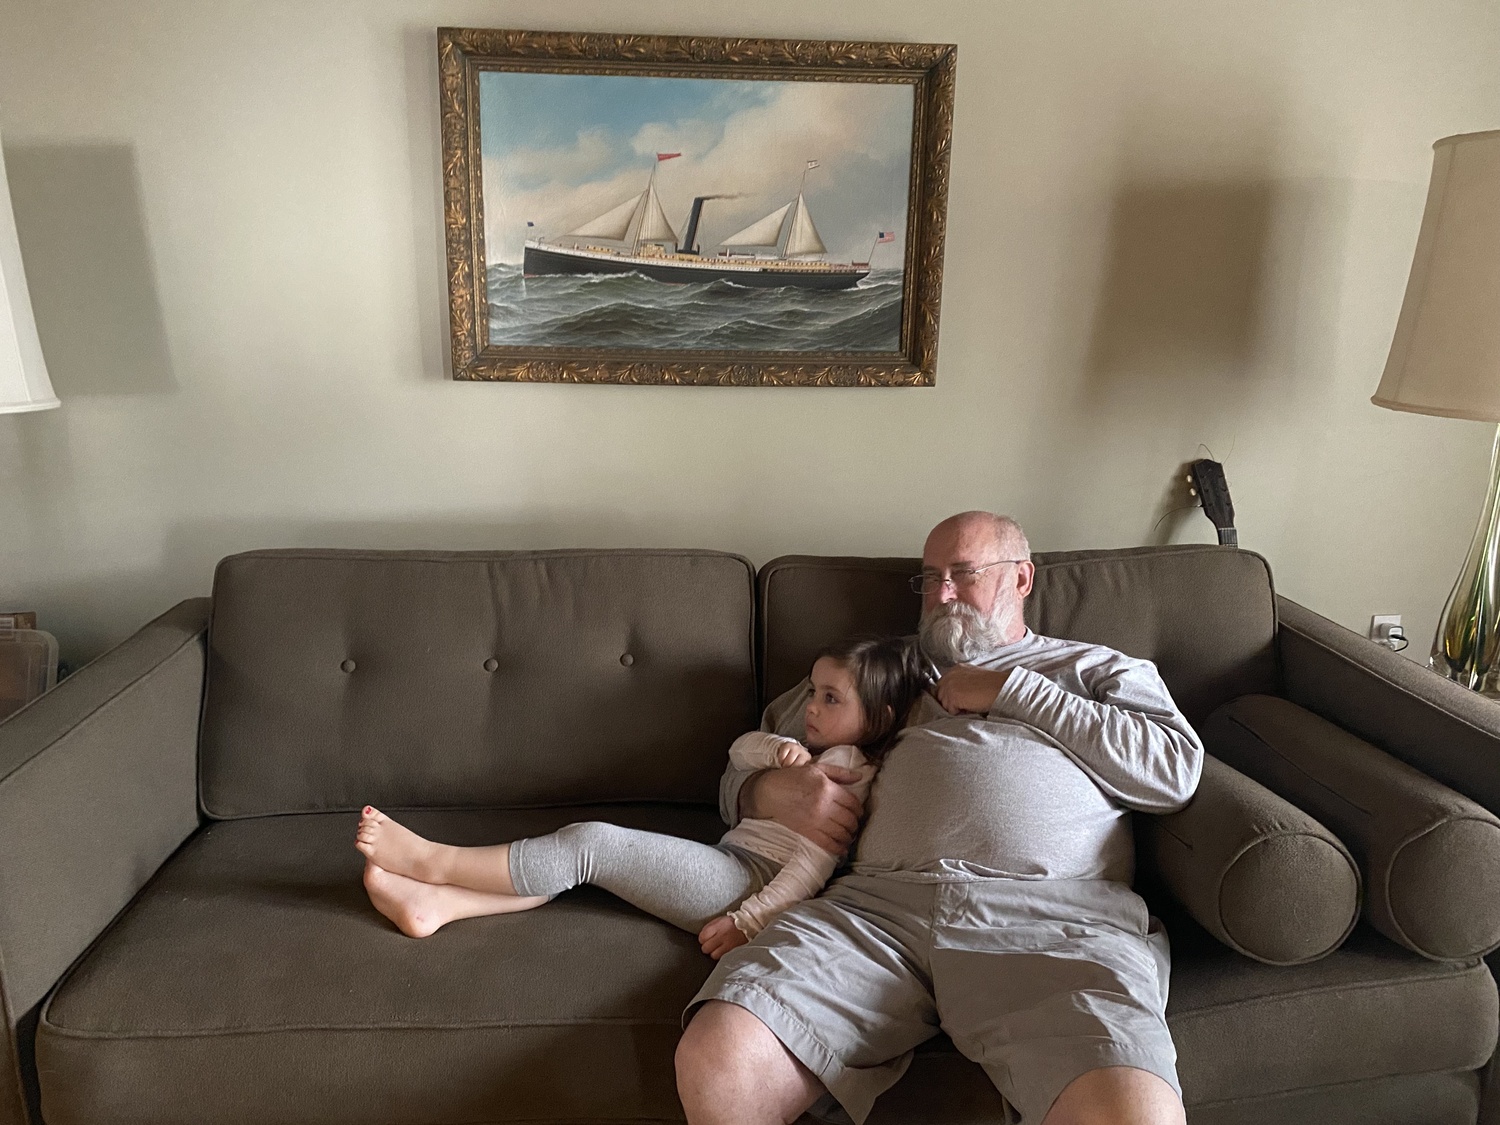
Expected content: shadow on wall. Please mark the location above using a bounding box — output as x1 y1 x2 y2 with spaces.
4 141 176 396
1017 177 1282 549
401 23 452 383
1085 179 1274 387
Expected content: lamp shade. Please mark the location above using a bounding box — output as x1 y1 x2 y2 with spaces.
1373 130 1500 421
0 133 59 413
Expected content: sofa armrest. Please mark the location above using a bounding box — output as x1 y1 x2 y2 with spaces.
1277 596 1500 813
0 598 208 1125
1140 754 1361 965
1206 693 1500 961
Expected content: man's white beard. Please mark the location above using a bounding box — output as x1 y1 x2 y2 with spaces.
919 600 1017 665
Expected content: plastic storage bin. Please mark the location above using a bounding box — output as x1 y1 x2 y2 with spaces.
0 616 59 721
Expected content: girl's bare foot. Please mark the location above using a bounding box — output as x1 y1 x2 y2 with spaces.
362 862 548 938
355 806 455 884
355 806 520 894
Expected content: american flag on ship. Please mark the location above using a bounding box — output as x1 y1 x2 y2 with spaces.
875 231 895 243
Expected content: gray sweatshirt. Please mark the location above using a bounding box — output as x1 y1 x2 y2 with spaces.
719 631 1204 885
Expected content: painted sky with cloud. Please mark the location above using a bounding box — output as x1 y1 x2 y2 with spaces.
479 72 913 266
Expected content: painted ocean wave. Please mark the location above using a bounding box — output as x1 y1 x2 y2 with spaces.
485 263 903 352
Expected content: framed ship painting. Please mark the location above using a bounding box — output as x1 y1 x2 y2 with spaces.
437 28 956 386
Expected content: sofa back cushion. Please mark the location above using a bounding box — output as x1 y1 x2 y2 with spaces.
759 545 1278 725
201 550 757 818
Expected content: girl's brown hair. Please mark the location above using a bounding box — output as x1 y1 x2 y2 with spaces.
814 635 926 759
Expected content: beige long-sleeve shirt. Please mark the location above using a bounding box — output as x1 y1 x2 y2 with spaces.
719 733 877 936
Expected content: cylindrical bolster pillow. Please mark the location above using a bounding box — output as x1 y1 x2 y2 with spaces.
1142 754 1361 965
1205 694 1500 961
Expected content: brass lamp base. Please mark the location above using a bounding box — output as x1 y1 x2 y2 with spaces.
1432 424 1500 695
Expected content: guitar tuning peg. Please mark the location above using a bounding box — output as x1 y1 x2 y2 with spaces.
1188 487 1198 497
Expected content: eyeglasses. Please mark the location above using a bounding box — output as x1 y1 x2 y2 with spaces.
909 560 1026 594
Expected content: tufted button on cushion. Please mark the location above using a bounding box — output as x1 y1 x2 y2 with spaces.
340 659 356 673
483 658 499 672
620 653 634 667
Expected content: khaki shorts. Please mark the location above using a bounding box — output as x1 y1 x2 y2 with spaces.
687 873 1179 1125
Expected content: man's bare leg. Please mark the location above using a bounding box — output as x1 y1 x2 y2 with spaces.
1041 1066 1186 1125
356 807 518 893
362 862 548 937
676 1001 825 1125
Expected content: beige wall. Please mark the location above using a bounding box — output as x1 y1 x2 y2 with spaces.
1 0 1498 665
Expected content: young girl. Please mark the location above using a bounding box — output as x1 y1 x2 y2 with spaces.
355 635 924 958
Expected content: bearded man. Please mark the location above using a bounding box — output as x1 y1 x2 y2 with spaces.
675 511 1204 1125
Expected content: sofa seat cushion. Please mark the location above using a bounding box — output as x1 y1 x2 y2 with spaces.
860 911 1496 1123
1164 911 1497 1105
37 808 730 1125
38 813 1498 1125
862 1054 1482 1125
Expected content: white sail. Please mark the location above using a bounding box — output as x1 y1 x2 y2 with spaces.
721 202 792 248
567 193 643 241
784 193 826 258
635 183 678 245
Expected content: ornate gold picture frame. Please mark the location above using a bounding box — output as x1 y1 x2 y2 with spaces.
437 28 956 386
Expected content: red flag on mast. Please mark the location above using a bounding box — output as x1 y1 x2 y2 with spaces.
656 152 682 161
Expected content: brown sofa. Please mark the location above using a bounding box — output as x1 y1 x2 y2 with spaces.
1 544 1498 1125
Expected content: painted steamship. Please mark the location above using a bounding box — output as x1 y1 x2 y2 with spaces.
522 160 870 291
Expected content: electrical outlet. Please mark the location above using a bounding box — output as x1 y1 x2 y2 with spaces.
1371 615 1404 650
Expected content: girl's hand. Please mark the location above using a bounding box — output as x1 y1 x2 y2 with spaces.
775 741 813 768
698 915 750 959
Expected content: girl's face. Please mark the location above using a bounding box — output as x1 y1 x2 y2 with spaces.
804 657 867 750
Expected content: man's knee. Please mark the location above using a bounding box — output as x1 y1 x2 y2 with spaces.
1042 1065 1185 1125
676 1001 823 1124
676 1001 762 1089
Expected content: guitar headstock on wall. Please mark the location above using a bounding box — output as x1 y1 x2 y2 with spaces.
1188 459 1238 547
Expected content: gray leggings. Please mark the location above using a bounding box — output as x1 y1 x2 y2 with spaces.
508 822 776 933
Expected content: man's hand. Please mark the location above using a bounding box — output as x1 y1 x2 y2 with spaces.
933 664 1011 715
738 761 864 854
698 914 749 959
775 740 813 768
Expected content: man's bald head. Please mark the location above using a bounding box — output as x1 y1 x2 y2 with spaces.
924 511 1030 566
919 511 1035 662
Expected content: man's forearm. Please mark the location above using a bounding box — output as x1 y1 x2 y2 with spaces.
718 758 762 827
995 663 1203 811
728 763 863 855
736 768 772 820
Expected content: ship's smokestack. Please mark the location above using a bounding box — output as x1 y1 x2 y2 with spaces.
681 194 739 255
